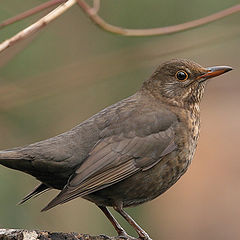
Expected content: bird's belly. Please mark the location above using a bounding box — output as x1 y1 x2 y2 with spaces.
84 150 192 207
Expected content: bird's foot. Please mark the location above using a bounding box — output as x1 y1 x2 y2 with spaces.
117 231 137 240
99 234 135 240
138 236 152 240
117 232 152 240
137 231 152 240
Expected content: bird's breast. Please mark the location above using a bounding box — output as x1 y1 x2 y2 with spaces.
182 104 201 166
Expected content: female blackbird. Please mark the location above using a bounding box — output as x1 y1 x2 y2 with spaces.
0 59 232 240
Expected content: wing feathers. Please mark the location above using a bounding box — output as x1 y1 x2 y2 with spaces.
42 109 177 211
42 160 138 211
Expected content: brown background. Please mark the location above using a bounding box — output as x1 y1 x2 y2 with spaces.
0 1 239 239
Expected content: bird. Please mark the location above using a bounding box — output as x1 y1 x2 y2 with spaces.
0 59 232 240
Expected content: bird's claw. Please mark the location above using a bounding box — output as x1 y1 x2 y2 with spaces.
117 231 137 240
138 237 152 240
138 232 152 240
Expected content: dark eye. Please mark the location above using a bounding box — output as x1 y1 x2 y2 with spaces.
175 70 188 81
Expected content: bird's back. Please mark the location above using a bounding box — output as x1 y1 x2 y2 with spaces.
0 92 181 196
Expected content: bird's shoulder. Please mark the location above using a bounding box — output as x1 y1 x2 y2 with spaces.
89 92 178 139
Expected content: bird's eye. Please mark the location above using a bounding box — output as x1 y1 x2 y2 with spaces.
175 70 188 81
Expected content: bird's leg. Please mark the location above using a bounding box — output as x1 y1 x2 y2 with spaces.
113 203 152 240
98 205 134 239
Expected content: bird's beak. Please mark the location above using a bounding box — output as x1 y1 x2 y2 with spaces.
197 66 233 80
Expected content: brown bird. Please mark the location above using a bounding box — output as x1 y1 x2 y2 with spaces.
0 59 232 240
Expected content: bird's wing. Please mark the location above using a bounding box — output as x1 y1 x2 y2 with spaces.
42 108 177 211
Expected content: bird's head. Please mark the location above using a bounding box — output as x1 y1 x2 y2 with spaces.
142 59 232 107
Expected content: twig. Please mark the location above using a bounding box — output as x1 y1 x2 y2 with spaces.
77 1 240 36
0 0 67 30
0 0 77 53
0 1 239 54
92 0 100 14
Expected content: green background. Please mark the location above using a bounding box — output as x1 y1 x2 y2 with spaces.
0 0 240 239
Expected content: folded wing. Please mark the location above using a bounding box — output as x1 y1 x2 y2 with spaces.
42 111 177 211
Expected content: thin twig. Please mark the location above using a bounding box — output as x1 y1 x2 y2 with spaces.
0 1 239 54
92 0 100 14
0 0 67 30
0 0 77 53
77 1 240 36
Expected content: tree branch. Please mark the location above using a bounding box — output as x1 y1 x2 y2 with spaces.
0 1 239 54
0 0 67 30
92 0 101 14
0 0 77 53
77 1 240 36
0 229 129 240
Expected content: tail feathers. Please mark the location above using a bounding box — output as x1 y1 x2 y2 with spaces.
0 149 33 172
41 188 67 212
18 183 50 205
0 149 23 160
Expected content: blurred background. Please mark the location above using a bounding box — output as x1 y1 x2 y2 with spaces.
0 0 239 239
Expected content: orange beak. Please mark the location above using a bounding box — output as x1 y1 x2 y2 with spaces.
198 66 233 80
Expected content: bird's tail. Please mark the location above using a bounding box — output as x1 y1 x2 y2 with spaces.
0 149 33 173
18 183 50 205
